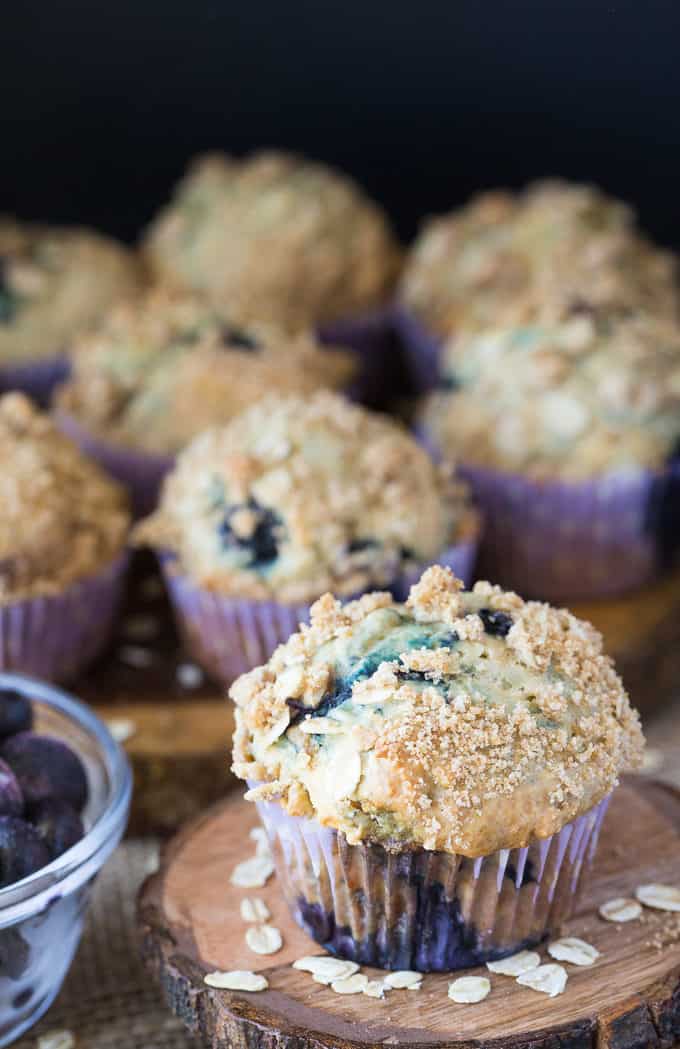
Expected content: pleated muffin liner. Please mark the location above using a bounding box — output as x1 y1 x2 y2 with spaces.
160 533 480 685
252 793 610 972
0 355 70 406
392 307 444 396
0 552 129 683
318 305 410 410
55 413 174 520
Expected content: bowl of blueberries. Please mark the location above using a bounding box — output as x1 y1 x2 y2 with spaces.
0 672 132 1046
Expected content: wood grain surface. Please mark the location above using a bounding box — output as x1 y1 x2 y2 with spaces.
138 778 680 1049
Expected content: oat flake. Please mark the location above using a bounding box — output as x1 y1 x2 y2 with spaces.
240 897 271 923
364 980 386 998
599 897 643 923
230 855 274 888
106 718 136 744
487 950 541 976
38 1033 76 1049
293 956 359 983
548 937 600 967
636 883 680 912
249 827 272 857
204 970 268 991
517 963 568 997
448 976 490 1003
384 970 423 989
245 924 283 955
331 973 369 995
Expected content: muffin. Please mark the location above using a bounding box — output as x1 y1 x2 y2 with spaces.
0 218 140 402
0 393 130 681
397 180 678 391
418 311 680 599
142 151 401 330
55 288 356 514
135 392 478 682
232 564 643 970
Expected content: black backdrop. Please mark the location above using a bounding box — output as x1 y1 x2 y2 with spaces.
3 0 680 246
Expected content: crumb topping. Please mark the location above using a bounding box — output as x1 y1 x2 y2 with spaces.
0 394 129 600
400 180 677 337
0 217 140 365
231 565 643 855
56 288 356 454
136 394 470 602
142 151 401 328
420 311 680 478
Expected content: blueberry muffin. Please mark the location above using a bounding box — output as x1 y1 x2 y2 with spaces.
135 392 476 682
399 180 678 340
0 218 139 385
142 151 401 329
418 311 680 599
0 394 130 680
56 288 356 456
232 565 643 970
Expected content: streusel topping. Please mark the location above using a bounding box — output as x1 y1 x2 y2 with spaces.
0 394 129 601
142 151 401 328
56 289 356 454
136 393 471 602
0 218 140 364
399 180 677 337
232 566 643 855
419 311 680 479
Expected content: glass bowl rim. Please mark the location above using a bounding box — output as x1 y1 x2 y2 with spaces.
0 671 132 923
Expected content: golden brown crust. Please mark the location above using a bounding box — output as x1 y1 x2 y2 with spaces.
0 394 130 601
231 566 644 856
142 151 401 328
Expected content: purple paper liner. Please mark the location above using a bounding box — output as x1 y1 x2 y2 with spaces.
56 413 174 520
392 307 444 396
0 355 70 407
0 552 129 683
160 532 480 685
318 305 409 409
252 792 609 971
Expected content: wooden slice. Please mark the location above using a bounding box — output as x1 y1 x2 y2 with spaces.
138 777 680 1049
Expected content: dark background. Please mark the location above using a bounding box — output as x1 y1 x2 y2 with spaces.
3 1 680 247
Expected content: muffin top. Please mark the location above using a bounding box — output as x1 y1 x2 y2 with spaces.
232 566 643 856
56 289 356 455
0 218 140 365
142 151 401 328
0 394 130 601
420 311 680 480
136 393 471 603
399 180 677 337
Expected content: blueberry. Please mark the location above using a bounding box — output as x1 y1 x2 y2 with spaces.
0 761 23 818
220 325 259 351
0 734 88 811
347 538 378 554
478 609 513 637
27 798 83 860
218 498 283 569
0 817 50 888
0 690 33 740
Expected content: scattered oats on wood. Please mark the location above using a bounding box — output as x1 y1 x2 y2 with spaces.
298 717 343 735
176 662 204 689
204 970 268 991
331 973 369 995
249 827 272 857
117 644 154 669
123 613 160 642
106 718 136 744
230 855 274 888
548 937 600 967
384 970 423 989
636 883 680 912
37 1032 76 1049
517 964 568 997
487 950 541 976
240 897 271 923
448 976 491 1003
245 924 283 955
293 956 359 983
364 980 386 998
599 897 642 923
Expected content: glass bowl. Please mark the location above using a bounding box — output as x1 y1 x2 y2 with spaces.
0 672 132 1046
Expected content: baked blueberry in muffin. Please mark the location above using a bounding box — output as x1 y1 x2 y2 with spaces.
232 566 643 969
142 151 401 329
56 288 356 456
